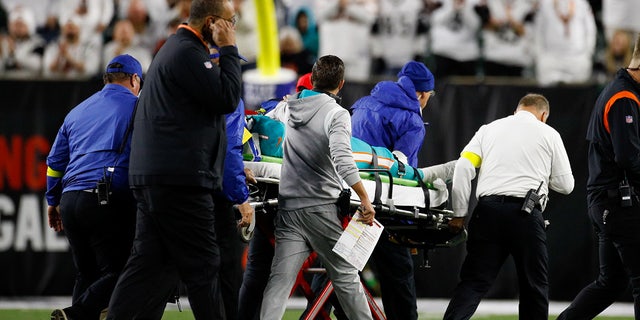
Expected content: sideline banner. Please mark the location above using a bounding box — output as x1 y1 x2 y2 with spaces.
0 79 101 295
0 79 611 301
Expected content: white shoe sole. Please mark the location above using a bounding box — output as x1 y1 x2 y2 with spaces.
50 309 68 320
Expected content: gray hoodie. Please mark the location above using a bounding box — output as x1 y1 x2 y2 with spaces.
278 90 361 210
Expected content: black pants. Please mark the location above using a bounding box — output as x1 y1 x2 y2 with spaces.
106 186 221 320
302 228 418 320
444 196 549 320
212 196 244 320
369 235 418 320
237 212 275 320
557 198 640 319
59 190 136 319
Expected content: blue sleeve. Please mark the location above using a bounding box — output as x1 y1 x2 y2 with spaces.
46 125 70 206
222 100 250 204
46 176 63 206
392 116 425 167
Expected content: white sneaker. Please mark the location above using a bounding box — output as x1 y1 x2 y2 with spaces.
50 309 68 320
99 308 108 320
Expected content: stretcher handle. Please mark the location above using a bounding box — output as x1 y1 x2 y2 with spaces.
245 199 279 210
238 198 457 240
236 199 278 242
348 200 449 227
240 199 453 223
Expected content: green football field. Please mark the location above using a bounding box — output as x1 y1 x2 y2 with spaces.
0 309 634 320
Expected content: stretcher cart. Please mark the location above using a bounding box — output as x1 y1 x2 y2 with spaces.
239 156 467 319
242 156 466 249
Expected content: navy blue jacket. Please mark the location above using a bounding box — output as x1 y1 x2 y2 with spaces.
586 68 640 206
128 26 242 191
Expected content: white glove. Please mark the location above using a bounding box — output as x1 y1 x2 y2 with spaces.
428 178 449 207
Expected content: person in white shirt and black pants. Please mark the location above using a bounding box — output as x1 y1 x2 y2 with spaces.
443 93 575 320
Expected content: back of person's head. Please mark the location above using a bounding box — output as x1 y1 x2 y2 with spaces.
311 55 344 91
279 26 303 54
397 61 434 93
190 0 224 24
518 93 549 114
296 72 312 92
103 54 143 84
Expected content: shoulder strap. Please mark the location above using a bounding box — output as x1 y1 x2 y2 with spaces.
603 90 640 134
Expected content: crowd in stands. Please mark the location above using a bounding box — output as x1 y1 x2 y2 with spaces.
0 0 639 85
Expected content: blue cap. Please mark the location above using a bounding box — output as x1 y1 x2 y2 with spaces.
105 54 143 81
397 61 434 92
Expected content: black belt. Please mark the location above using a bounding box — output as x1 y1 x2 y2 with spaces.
479 195 524 204
82 189 112 195
606 188 637 199
479 195 541 210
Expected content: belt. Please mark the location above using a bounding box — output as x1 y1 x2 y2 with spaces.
82 189 112 194
606 188 639 206
479 194 542 210
479 195 524 204
606 188 637 199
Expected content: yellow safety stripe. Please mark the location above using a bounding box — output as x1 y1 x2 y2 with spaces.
461 151 482 168
47 167 64 178
242 128 252 144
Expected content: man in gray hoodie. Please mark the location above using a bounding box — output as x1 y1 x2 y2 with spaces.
259 55 376 320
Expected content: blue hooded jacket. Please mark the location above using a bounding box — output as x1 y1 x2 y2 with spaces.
221 100 249 204
351 76 425 167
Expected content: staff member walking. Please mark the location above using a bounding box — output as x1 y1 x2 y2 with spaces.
444 93 574 320
259 55 376 320
349 60 440 320
47 54 143 320
557 34 640 320
106 0 242 318
207 47 255 320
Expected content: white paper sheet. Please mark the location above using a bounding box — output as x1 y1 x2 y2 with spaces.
332 213 384 271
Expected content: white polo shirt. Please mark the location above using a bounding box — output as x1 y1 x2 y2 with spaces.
451 110 574 217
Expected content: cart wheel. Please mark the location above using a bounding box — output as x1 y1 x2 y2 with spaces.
240 226 254 242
